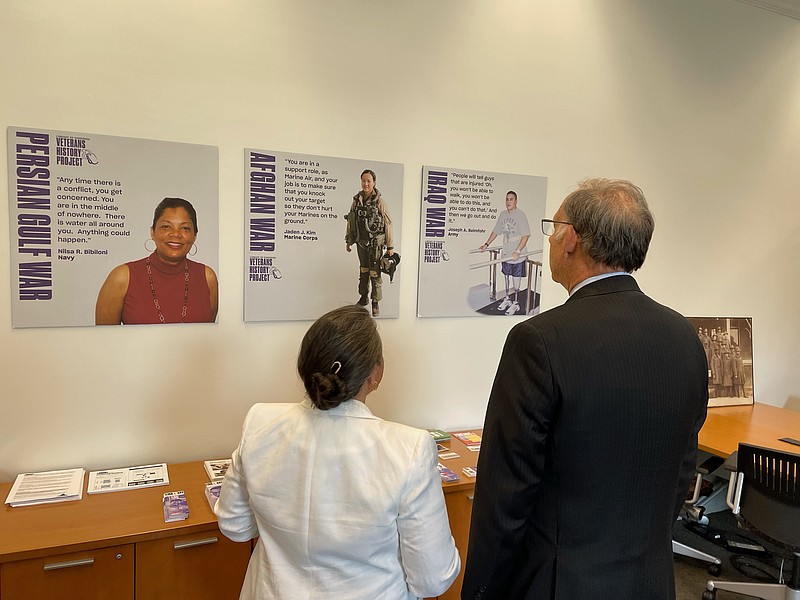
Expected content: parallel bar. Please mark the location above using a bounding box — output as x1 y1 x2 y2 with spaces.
468 250 543 270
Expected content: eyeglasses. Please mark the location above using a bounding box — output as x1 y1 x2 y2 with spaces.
541 219 577 236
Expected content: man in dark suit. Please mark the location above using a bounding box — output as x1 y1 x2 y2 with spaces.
461 178 708 600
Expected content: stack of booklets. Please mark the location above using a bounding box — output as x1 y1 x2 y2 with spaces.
162 490 189 522
4 468 85 507
204 481 222 511
437 462 460 483
453 431 482 452
427 429 451 442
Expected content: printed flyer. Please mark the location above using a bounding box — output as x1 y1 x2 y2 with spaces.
8 126 219 328
417 166 547 318
244 149 403 321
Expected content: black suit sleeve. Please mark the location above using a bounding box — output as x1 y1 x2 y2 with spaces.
461 322 557 599
673 390 708 520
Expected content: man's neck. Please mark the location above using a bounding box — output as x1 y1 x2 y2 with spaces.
563 263 620 295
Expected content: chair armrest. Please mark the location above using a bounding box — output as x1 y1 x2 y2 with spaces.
722 451 738 471
696 455 724 476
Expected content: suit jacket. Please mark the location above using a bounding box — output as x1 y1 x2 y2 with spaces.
461 275 708 600
215 400 460 600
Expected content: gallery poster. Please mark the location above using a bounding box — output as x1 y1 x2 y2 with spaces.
7 126 219 328
244 149 403 321
417 166 547 318
687 316 754 408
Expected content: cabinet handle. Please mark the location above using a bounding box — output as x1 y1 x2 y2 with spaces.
44 557 95 571
173 536 218 550
467 495 474 501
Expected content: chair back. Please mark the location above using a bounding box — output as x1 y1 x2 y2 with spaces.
736 443 800 549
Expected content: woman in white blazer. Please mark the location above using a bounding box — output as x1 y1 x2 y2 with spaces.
215 305 460 599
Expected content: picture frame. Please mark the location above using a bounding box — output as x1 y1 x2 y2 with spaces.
688 316 754 408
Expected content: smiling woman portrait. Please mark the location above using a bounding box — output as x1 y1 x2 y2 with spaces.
95 197 219 325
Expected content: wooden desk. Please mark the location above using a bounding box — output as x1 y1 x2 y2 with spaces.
698 402 800 458
433 431 481 600
6 407 792 600
0 461 250 600
438 407 800 599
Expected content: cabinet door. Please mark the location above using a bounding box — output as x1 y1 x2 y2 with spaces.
0 544 134 600
438 488 474 600
136 530 251 600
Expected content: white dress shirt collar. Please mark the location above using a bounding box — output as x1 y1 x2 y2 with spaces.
570 271 630 296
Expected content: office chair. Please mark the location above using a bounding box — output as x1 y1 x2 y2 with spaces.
673 455 724 575
703 443 800 600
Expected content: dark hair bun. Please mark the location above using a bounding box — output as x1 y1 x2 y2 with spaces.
309 372 349 411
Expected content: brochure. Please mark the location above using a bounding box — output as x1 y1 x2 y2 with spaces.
4 468 85 507
204 481 222 511
203 459 231 482
87 463 169 494
162 490 189 522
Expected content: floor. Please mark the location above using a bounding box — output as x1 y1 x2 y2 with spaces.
673 511 792 600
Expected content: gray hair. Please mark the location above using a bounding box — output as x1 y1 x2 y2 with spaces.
562 178 654 272
297 305 382 410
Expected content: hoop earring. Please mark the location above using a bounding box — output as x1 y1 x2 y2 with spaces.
189 243 198 256
144 239 156 253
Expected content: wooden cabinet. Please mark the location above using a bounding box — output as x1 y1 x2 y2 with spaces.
440 488 474 600
1 544 134 600
136 531 250 599
427 431 480 600
0 462 249 600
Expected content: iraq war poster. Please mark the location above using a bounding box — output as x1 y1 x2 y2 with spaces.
418 166 547 318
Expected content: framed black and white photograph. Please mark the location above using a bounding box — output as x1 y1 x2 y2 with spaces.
688 316 754 408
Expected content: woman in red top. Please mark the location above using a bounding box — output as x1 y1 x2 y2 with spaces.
95 197 219 325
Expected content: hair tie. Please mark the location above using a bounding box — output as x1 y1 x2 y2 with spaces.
331 361 342 374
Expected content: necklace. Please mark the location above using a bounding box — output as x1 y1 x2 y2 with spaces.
146 257 189 323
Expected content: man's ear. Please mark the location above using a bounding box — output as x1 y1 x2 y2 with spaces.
563 226 579 254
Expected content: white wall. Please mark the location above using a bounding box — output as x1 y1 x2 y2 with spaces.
2 0 799 482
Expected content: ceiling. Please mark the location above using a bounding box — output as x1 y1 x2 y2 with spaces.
731 0 800 20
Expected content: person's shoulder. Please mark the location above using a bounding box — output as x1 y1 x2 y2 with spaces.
376 418 432 446
379 421 437 462
501 302 583 347
127 255 149 266
186 257 215 273
105 262 132 285
242 402 299 435
204 263 218 278
513 303 568 328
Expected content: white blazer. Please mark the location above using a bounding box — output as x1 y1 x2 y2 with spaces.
215 400 460 600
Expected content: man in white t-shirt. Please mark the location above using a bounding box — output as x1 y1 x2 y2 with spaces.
479 191 530 315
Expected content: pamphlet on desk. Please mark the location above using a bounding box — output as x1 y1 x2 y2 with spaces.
452 431 482 451
87 463 169 494
162 490 189 522
203 459 231 482
4 468 85 507
427 429 451 442
204 481 222 510
437 463 460 483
